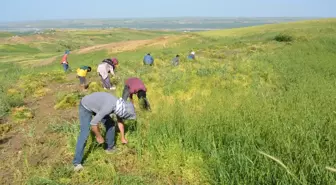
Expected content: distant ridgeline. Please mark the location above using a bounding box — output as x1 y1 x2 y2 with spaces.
0 17 313 32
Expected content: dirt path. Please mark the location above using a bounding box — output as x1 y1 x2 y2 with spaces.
0 75 80 184
76 39 151 54
75 35 183 54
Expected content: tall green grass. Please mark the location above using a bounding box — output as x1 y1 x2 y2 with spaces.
134 45 336 184
127 21 336 184
0 62 24 119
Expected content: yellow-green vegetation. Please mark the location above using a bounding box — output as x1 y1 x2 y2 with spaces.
87 81 105 93
0 123 12 135
1 19 336 185
10 106 34 123
32 87 51 98
54 92 84 110
19 72 66 98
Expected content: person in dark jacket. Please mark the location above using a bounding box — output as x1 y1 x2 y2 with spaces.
143 53 154 66
122 77 151 111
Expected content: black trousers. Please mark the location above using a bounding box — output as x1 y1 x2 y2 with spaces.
122 85 151 110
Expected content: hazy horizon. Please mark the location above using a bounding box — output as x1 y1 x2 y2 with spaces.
0 17 316 32
0 16 322 24
2 0 334 22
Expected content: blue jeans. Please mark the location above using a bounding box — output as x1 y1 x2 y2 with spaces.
72 102 116 165
62 63 69 72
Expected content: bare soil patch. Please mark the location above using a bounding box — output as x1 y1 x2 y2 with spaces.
0 75 80 184
76 36 185 54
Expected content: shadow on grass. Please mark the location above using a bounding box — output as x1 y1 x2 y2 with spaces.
0 136 13 149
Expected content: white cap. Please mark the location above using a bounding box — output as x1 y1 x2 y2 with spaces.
191 51 195 55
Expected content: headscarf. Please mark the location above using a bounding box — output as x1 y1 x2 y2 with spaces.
115 98 136 120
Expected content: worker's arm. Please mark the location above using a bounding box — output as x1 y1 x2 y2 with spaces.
90 108 111 143
109 65 115 76
122 85 130 101
91 125 104 144
117 117 128 144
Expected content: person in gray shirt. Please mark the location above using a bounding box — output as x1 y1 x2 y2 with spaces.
73 92 136 171
171 54 180 66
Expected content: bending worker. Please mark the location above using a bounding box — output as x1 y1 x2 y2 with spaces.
73 92 136 171
122 77 151 111
97 59 116 90
171 54 180 66
143 53 154 66
76 65 92 89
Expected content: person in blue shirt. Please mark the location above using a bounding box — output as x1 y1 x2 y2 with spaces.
188 51 195 60
143 53 154 66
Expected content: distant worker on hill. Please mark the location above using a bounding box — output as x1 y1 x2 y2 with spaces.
61 50 70 72
171 54 180 66
76 65 92 90
122 77 151 111
188 51 196 60
143 53 154 66
97 59 116 90
73 92 136 171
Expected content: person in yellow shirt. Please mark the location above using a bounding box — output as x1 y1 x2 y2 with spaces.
76 66 92 89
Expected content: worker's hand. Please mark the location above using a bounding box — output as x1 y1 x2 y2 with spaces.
121 138 128 144
96 135 104 144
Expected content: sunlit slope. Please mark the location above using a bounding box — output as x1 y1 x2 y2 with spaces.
1 19 336 185
199 18 336 39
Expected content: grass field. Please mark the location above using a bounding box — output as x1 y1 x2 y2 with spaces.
1 19 336 185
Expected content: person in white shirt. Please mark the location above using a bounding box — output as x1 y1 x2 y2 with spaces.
97 59 116 90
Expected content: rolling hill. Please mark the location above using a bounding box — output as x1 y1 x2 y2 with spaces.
0 19 336 185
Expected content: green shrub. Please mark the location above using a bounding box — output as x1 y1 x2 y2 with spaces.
7 93 24 107
274 34 293 42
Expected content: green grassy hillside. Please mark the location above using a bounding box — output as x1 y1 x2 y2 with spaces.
0 29 178 65
1 19 336 185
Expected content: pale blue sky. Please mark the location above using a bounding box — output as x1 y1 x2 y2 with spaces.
1 0 335 22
